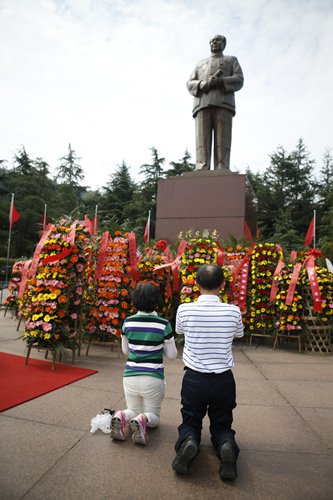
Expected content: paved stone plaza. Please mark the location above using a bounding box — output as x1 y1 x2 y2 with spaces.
0 305 332 500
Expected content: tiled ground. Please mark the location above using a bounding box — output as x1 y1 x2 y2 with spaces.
0 309 332 500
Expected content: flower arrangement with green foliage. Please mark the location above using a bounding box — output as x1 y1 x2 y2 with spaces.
177 230 233 304
22 221 92 355
136 239 174 318
300 263 333 325
87 231 132 340
223 244 249 306
3 260 25 313
274 264 304 334
274 253 333 335
246 243 283 334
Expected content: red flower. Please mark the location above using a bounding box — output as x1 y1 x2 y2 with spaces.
155 240 168 251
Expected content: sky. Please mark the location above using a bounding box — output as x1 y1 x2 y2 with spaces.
1 0 333 190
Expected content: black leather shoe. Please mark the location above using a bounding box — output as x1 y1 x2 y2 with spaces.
218 440 237 480
172 436 199 474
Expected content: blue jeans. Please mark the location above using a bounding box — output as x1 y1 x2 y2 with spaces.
175 368 239 456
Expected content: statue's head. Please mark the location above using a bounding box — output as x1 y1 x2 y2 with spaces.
209 35 226 53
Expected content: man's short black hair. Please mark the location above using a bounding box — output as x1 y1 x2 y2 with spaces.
196 264 224 290
131 282 161 312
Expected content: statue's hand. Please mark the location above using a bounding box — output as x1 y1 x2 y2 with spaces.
208 76 219 88
199 80 209 92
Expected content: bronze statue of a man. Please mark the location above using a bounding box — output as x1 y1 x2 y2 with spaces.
187 35 244 171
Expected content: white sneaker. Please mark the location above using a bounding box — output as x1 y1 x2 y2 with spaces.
130 414 147 445
110 411 126 441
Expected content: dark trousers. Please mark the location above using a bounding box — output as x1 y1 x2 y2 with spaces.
175 368 239 456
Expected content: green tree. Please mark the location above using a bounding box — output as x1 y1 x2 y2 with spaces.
100 161 138 226
55 144 87 215
319 200 333 261
0 148 60 257
13 146 35 176
271 208 300 252
165 149 195 177
251 139 316 240
137 147 166 238
56 143 84 186
317 149 333 214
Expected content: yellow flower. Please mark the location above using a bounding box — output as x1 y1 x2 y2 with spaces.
32 313 43 321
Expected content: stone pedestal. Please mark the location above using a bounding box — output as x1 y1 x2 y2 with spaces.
155 170 256 243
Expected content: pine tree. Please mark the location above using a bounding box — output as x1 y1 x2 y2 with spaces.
137 147 166 238
55 144 86 215
100 161 137 225
317 148 333 216
271 208 300 251
258 139 316 238
56 143 84 186
165 149 195 177
13 146 35 175
0 148 59 257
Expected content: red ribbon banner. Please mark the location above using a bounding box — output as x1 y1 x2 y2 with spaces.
40 221 78 266
276 243 284 259
42 247 73 265
128 232 140 281
232 245 254 293
69 220 78 246
237 258 250 313
153 240 187 292
84 215 94 235
216 242 225 266
270 261 285 302
29 224 55 279
18 259 32 299
94 231 109 281
289 250 297 262
172 240 187 292
154 240 187 272
305 255 322 313
285 262 302 306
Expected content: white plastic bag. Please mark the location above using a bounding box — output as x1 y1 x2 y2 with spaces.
90 412 112 434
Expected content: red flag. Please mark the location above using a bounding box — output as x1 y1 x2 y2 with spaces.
9 203 20 225
244 222 253 242
304 217 314 246
143 211 151 243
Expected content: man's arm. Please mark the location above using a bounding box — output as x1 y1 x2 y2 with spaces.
234 311 244 339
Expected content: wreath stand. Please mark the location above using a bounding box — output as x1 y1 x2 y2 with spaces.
248 332 275 347
273 332 302 352
302 295 332 355
85 335 121 358
25 344 57 370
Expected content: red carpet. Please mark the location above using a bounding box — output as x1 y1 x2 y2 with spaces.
0 352 98 412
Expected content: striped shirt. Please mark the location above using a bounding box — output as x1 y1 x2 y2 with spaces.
122 312 174 379
176 295 244 373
